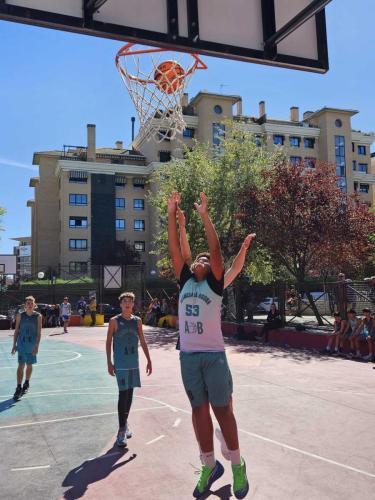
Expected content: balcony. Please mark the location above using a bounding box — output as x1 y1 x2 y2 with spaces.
353 171 375 184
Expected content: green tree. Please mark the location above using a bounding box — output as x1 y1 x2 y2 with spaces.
0 206 6 239
148 122 280 279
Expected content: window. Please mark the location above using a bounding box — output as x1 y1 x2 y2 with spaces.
69 194 87 205
335 135 346 177
69 239 87 250
183 128 195 138
304 137 315 148
134 219 145 231
273 134 284 146
304 157 316 168
214 105 223 114
359 183 369 193
213 123 225 146
115 175 127 187
352 160 357 171
133 177 146 188
134 241 145 252
358 145 366 155
254 135 262 146
115 198 125 209
352 142 355 152
290 136 300 147
133 199 144 210
354 182 358 191
290 156 302 165
159 151 171 162
69 261 88 273
116 219 125 230
69 170 88 183
335 119 342 128
359 163 368 173
69 216 88 228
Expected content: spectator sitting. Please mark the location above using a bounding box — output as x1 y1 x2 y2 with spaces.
262 303 282 344
343 309 360 358
323 313 346 355
359 308 375 362
161 298 169 316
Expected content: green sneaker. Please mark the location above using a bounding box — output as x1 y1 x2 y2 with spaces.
232 458 249 499
193 460 224 498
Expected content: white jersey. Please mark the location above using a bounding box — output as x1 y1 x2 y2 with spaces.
60 303 71 316
179 265 225 352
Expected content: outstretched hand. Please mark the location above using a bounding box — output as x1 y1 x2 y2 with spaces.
194 192 208 216
243 233 256 249
167 192 179 214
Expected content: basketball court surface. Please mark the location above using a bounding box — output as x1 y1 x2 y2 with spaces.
1 325 374 499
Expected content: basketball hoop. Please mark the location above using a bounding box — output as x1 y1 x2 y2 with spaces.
115 43 207 142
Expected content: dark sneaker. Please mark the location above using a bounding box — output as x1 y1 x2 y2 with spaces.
232 458 249 499
193 460 224 498
13 386 22 401
21 382 29 395
116 430 127 448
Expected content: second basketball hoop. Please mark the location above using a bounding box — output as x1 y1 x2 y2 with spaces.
115 44 207 143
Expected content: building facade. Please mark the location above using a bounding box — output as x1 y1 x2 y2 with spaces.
11 237 32 277
27 93 374 276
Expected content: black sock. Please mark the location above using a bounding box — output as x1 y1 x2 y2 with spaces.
24 380 29 386
17 384 21 389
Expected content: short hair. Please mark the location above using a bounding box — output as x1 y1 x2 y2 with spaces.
362 308 371 313
25 296 35 302
64 297 69 300
347 309 356 315
119 292 135 302
194 252 210 262
333 312 341 317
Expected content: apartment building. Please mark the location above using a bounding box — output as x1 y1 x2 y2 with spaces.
11 236 31 277
28 125 157 276
28 93 374 276
134 92 375 206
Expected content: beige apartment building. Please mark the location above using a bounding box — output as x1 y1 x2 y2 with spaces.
135 92 375 205
28 93 374 277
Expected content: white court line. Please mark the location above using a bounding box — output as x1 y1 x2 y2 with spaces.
173 417 181 428
0 385 115 399
0 350 82 369
146 435 165 445
11 465 51 472
0 405 168 430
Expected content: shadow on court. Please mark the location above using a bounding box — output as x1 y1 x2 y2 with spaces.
0 397 17 413
143 328 179 350
62 446 136 499
201 484 232 499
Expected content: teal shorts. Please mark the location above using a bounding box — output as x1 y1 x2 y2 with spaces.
179 351 233 408
18 352 37 365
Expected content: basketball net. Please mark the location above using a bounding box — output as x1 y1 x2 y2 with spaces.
115 44 207 143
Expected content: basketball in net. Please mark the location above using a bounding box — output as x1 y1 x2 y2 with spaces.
115 44 207 142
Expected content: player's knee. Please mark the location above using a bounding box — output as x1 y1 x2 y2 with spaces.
193 402 210 417
212 403 232 418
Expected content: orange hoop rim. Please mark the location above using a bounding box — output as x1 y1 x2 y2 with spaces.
115 42 207 86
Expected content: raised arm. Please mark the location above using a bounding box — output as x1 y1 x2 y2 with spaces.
224 233 256 289
168 192 185 278
177 207 193 266
195 192 223 280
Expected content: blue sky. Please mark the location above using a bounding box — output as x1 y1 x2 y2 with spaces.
0 0 374 254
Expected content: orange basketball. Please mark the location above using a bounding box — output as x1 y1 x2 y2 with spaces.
154 60 185 94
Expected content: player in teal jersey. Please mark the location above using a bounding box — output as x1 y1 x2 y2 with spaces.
168 192 249 499
11 296 42 400
106 292 152 448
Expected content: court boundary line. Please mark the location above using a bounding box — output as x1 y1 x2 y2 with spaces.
0 349 82 369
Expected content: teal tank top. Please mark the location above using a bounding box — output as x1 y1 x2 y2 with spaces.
17 311 39 354
113 315 140 370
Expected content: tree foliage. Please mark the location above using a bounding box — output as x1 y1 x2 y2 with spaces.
148 123 279 278
0 206 6 239
238 159 375 282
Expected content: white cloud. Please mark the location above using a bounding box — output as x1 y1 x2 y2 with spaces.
0 158 38 171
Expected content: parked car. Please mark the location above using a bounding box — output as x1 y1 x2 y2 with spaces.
257 297 279 312
98 303 121 322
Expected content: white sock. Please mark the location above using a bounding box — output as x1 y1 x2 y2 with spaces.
229 449 241 466
215 428 231 461
201 451 216 468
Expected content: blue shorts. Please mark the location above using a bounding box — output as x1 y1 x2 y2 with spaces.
115 368 141 391
62 315 70 321
179 351 233 408
18 352 37 365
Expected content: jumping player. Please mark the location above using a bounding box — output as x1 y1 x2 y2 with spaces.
168 191 249 499
106 292 152 447
11 296 42 400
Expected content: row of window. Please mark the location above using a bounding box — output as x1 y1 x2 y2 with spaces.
290 156 316 168
68 173 146 187
335 135 346 178
352 161 368 173
69 237 146 251
69 218 145 231
275 135 315 148
69 194 145 208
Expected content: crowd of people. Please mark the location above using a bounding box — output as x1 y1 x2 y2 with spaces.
144 296 178 326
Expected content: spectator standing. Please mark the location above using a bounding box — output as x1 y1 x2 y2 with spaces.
89 296 97 326
59 297 72 334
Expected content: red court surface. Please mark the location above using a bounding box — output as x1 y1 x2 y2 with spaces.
0 325 374 500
